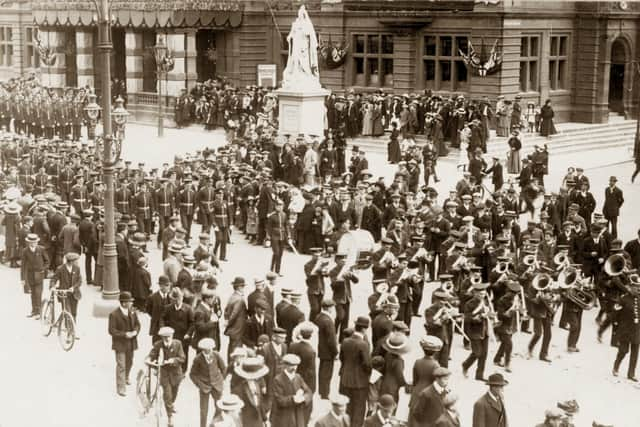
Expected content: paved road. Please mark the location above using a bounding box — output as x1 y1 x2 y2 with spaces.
1 125 639 426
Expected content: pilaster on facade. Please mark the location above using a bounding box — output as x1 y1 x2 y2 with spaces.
76 30 94 88
125 30 144 94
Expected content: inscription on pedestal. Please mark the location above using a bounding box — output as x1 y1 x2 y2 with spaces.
282 105 300 133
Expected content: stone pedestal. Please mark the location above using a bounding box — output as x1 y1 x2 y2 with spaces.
275 88 330 142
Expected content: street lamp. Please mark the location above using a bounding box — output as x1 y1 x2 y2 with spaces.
84 92 101 147
153 37 168 138
112 95 129 141
92 0 120 317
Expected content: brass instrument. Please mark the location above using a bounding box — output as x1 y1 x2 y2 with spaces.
566 284 597 310
604 254 629 277
553 252 570 271
532 273 554 291
441 281 455 294
495 261 510 274
452 255 471 271
470 274 482 287
432 301 462 323
557 267 578 289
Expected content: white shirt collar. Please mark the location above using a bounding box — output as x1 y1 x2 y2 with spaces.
284 369 296 381
119 306 129 316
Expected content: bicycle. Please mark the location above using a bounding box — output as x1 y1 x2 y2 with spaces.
136 358 166 427
40 287 76 351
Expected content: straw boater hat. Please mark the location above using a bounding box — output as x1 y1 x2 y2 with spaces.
382 332 412 355
25 233 40 244
235 357 269 380
216 393 244 412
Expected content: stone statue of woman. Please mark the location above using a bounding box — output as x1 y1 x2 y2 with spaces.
282 5 321 90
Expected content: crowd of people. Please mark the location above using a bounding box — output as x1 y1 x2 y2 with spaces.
0 75 633 427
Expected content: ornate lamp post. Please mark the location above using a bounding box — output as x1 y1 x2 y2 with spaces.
84 92 101 149
153 37 168 138
112 96 129 141
92 0 120 317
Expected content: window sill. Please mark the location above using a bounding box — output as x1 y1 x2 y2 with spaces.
549 89 570 96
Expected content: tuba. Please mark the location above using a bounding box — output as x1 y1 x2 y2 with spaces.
532 273 553 291
604 254 628 277
558 267 579 288
566 286 596 310
522 254 537 267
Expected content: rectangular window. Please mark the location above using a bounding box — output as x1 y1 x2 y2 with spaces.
352 33 393 87
549 35 569 90
519 35 540 92
142 31 158 93
0 27 13 67
422 34 469 91
25 27 39 68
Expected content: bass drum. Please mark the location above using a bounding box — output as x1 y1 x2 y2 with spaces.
337 229 376 270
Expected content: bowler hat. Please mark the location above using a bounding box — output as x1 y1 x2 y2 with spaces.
119 291 134 302
486 372 509 386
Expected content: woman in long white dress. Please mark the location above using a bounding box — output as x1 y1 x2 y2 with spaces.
362 102 373 136
458 123 471 171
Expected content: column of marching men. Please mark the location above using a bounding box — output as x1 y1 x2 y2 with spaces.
2 91 635 427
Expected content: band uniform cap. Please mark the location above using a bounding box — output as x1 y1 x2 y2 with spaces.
235 357 269 380
355 316 370 328
198 338 216 350
420 335 444 352
65 252 80 262
26 233 40 243
158 326 174 337
472 281 490 290
273 327 287 336
216 393 244 411
378 394 396 410
329 393 350 406
282 353 301 365
119 291 134 302
433 367 452 377
486 372 509 386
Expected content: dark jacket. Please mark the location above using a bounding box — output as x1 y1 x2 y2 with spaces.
161 303 194 340
224 292 248 339
472 392 508 427
147 339 185 385
189 350 227 396
146 291 170 337
410 383 446 427
314 312 338 361
108 307 141 353
339 333 371 389
243 314 274 348
270 371 312 427
289 340 317 393
603 185 624 219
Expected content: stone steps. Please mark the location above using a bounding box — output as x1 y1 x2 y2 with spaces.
347 120 638 164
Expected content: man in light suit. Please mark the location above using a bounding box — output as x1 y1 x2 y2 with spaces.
472 373 509 427
224 277 248 360
146 326 186 426
50 252 82 321
602 175 624 239
315 394 350 427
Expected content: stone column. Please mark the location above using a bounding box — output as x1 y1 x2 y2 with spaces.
76 30 94 88
163 32 186 96
184 30 198 92
39 29 66 88
11 24 23 77
125 30 143 93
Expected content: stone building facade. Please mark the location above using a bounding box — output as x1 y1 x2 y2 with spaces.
1 0 638 125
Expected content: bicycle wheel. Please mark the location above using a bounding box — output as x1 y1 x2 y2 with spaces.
57 311 76 351
153 373 165 427
40 299 54 337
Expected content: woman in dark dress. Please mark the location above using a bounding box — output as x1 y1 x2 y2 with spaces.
539 99 557 137
388 122 401 164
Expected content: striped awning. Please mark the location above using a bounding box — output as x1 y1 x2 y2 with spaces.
32 0 244 28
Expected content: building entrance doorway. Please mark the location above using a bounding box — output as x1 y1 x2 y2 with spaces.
196 29 217 82
608 39 627 114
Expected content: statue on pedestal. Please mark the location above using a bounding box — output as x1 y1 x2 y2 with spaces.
282 5 321 91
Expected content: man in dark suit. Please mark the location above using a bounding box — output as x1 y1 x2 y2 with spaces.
78 209 98 284
612 286 640 381
484 157 504 193
339 316 371 427
224 277 248 359
361 195 383 242
409 366 450 427
289 324 317 422
108 292 140 397
270 354 313 427
243 298 274 349
267 199 289 275
602 176 624 239
624 229 640 269
162 287 194 371
364 394 396 427
21 233 49 318
50 252 82 321
277 290 306 344
145 326 186 426
259 327 287 408
212 188 230 261
462 284 490 381
189 338 227 427
247 277 274 318
314 299 339 399
472 373 509 427
115 223 130 292
192 288 222 353
330 251 359 340
146 275 171 343
304 247 327 321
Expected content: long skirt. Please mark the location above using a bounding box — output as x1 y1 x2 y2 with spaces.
506 149 521 174
497 115 510 137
